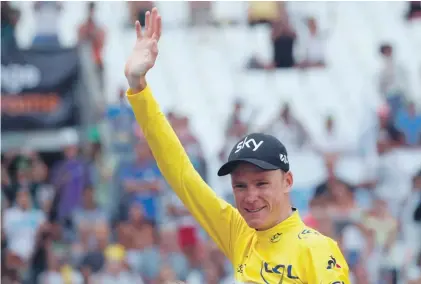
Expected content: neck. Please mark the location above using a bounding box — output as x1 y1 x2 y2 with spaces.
275 206 294 226
259 206 293 231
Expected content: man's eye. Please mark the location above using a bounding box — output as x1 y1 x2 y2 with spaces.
234 184 246 190
257 182 268 187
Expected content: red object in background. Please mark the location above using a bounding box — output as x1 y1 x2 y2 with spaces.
178 226 198 249
303 214 319 230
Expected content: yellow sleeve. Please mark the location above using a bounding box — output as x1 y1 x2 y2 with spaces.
126 86 245 261
303 238 350 284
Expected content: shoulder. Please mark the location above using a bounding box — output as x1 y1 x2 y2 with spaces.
296 226 338 250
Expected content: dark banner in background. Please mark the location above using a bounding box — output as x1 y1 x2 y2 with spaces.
1 46 81 132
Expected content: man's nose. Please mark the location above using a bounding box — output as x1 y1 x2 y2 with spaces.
243 188 260 203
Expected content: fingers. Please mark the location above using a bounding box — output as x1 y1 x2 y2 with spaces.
135 21 142 40
144 8 161 40
152 8 162 41
153 15 162 41
145 10 152 37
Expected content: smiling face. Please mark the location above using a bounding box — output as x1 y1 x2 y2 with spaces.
231 163 293 230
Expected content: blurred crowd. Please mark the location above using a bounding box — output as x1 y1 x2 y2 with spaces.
2 1 421 284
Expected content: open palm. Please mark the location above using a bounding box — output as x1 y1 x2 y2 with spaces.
125 8 162 90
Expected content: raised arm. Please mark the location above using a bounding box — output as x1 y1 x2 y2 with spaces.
123 9 246 261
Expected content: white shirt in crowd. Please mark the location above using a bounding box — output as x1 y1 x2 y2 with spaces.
3 206 45 260
378 58 407 97
266 119 307 153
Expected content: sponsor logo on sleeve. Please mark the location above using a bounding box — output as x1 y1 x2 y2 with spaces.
326 256 342 270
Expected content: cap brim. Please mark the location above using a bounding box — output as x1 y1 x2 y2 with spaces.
217 158 280 176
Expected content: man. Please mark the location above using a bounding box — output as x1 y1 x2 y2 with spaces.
124 8 350 283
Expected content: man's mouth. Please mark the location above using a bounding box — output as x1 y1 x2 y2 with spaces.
244 206 266 213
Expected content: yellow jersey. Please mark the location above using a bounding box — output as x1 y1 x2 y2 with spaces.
127 86 350 284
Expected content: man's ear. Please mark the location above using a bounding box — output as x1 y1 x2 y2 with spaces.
283 171 293 193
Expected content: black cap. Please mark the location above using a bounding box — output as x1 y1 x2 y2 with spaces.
217 133 290 176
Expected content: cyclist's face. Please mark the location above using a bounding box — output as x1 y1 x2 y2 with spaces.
231 163 293 230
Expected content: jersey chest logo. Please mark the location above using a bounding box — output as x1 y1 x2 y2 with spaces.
260 261 299 284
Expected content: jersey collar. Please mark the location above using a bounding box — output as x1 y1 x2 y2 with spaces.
255 208 304 242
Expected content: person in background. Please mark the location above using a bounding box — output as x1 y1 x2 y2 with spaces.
263 102 309 152
51 142 91 228
3 189 46 277
406 1 421 21
407 252 421 284
72 187 108 242
32 1 62 48
361 197 399 284
1 1 20 49
174 115 207 181
270 16 297 69
376 104 405 155
78 222 111 280
116 140 163 223
400 169 421 265
91 244 144 284
378 43 408 119
395 102 421 147
106 88 137 160
87 137 117 217
38 253 84 284
78 2 106 91
296 17 326 69
314 115 349 157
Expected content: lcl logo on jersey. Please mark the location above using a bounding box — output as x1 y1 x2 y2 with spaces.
270 233 282 243
260 262 299 284
235 136 264 153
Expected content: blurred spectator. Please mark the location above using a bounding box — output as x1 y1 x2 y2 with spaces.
32 1 62 48
376 104 405 155
51 143 91 225
360 197 399 284
406 1 421 21
378 43 408 119
1 2 20 49
189 1 214 27
91 244 144 283
407 252 421 284
395 102 421 146
39 253 84 284
246 14 296 70
270 16 297 69
263 102 309 152
174 115 207 180
225 99 249 134
340 223 370 284
3 189 45 274
154 265 177 283
296 17 326 69
78 2 106 90
72 187 108 240
128 1 154 27
220 100 249 161
314 115 348 157
247 1 285 26
401 169 421 260
116 140 163 222
87 139 117 216
77 222 111 278
106 88 137 158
